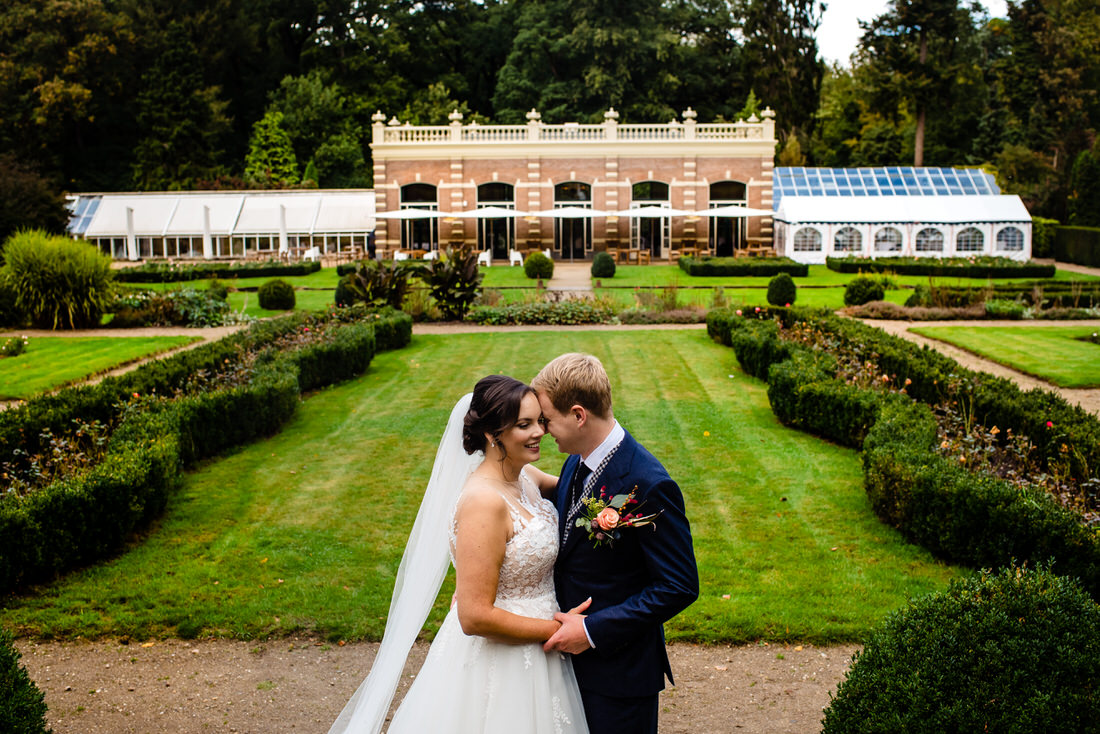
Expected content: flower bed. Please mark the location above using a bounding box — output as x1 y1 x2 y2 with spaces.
826 255 1056 278
0 308 411 594
707 307 1100 597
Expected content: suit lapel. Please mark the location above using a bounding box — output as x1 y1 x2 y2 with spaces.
557 454 581 542
560 432 638 558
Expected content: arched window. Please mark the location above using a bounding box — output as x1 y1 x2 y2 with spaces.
710 181 747 201
834 226 862 253
631 181 669 202
399 184 438 250
554 182 591 202
477 183 514 203
874 227 903 253
996 226 1024 251
400 183 437 204
915 228 944 252
957 227 984 252
793 227 822 252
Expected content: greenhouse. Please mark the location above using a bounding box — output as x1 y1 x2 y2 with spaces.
771 167 1031 264
67 190 376 261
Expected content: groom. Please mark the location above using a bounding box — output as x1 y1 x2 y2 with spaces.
533 353 699 734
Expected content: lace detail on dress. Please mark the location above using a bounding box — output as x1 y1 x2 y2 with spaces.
449 470 560 620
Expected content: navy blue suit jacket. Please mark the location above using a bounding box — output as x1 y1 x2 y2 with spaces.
554 430 699 698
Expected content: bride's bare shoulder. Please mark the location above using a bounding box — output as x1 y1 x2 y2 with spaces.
455 477 508 515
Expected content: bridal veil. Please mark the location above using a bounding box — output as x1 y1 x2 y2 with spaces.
328 393 480 734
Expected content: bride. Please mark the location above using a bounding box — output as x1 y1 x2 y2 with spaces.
329 375 590 734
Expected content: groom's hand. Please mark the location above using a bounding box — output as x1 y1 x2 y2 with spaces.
543 610 591 654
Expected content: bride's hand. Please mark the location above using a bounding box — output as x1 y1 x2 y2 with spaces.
566 597 592 615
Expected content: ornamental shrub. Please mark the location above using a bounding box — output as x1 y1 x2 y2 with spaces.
591 251 616 278
3 229 114 329
766 272 797 306
0 628 48 734
822 566 1100 734
421 247 483 320
258 278 296 310
843 275 885 306
524 251 554 280
341 259 410 309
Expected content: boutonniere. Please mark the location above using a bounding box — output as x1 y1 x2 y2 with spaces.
575 485 661 548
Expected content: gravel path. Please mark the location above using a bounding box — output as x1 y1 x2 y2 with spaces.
15 638 858 734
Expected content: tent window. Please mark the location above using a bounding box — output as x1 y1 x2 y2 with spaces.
957 227 984 252
996 226 1024 251
874 227 903 252
834 226 862 253
915 228 944 252
793 227 822 251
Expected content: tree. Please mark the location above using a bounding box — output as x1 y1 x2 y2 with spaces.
857 0 986 166
737 0 825 138
244 111 299 187
493 0 680 122
131 23 233 190
0 155 68 246
1068 143 1100 226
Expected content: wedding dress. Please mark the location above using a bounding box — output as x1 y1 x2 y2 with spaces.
386 472 588 734
328 395 588 734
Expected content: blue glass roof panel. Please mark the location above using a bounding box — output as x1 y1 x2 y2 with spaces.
773 167 1001 207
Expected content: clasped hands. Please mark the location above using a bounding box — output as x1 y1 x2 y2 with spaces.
543 597 592 654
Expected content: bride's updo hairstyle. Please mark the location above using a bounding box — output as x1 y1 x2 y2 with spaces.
462 375 535 457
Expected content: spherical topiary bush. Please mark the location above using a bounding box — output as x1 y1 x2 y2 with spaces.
524 251 554 280
258 278 296 311
822 567 1100 734
0 628 49 734
591 251 616 279
766 273 796 306
843 275 885 306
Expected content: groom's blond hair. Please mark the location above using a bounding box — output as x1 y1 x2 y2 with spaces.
532 353 612 419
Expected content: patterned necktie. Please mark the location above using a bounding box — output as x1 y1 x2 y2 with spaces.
563 463 592 544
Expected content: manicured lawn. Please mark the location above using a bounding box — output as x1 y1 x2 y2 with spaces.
1 330 960 643
910 325 1100 388
0 336 202 400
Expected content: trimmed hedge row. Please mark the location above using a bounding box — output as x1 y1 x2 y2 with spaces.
0 627 48 733
114 260 322 283
706 307 1100 597
678 256 809 277
0 310 411 594
466 300 616 325
1053 225 1100 268
826 256 1056 279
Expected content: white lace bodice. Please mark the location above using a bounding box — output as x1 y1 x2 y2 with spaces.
450 470 560 619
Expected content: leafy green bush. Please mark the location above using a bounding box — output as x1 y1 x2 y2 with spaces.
0 336 28 357
0 628 48 734
617 308 705 324
110 287 236 327
206 279 229 301
983 299 1026 319
467 299 615 325
334 273 356 307
3 229 114 329
524 251 554 280
1032 216 1059 258
766 273 797 306
1054 225 1100 268
0 277 23 328
591 251 616 278
843 276 885 306
421 247 483 320
258 278 296 310
339 259 410 309
678 256 808 277
822 567 1100 734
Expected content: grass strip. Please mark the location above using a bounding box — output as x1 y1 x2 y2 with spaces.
0 336 202 400
910 325 1100 388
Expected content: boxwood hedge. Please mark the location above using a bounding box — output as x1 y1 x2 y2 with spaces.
678 256 808 277
0 309 411 595
706 307 1100 597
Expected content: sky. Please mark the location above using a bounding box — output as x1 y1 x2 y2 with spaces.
816 0 1009 66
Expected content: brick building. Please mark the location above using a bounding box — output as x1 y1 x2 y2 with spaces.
370 107 777 261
